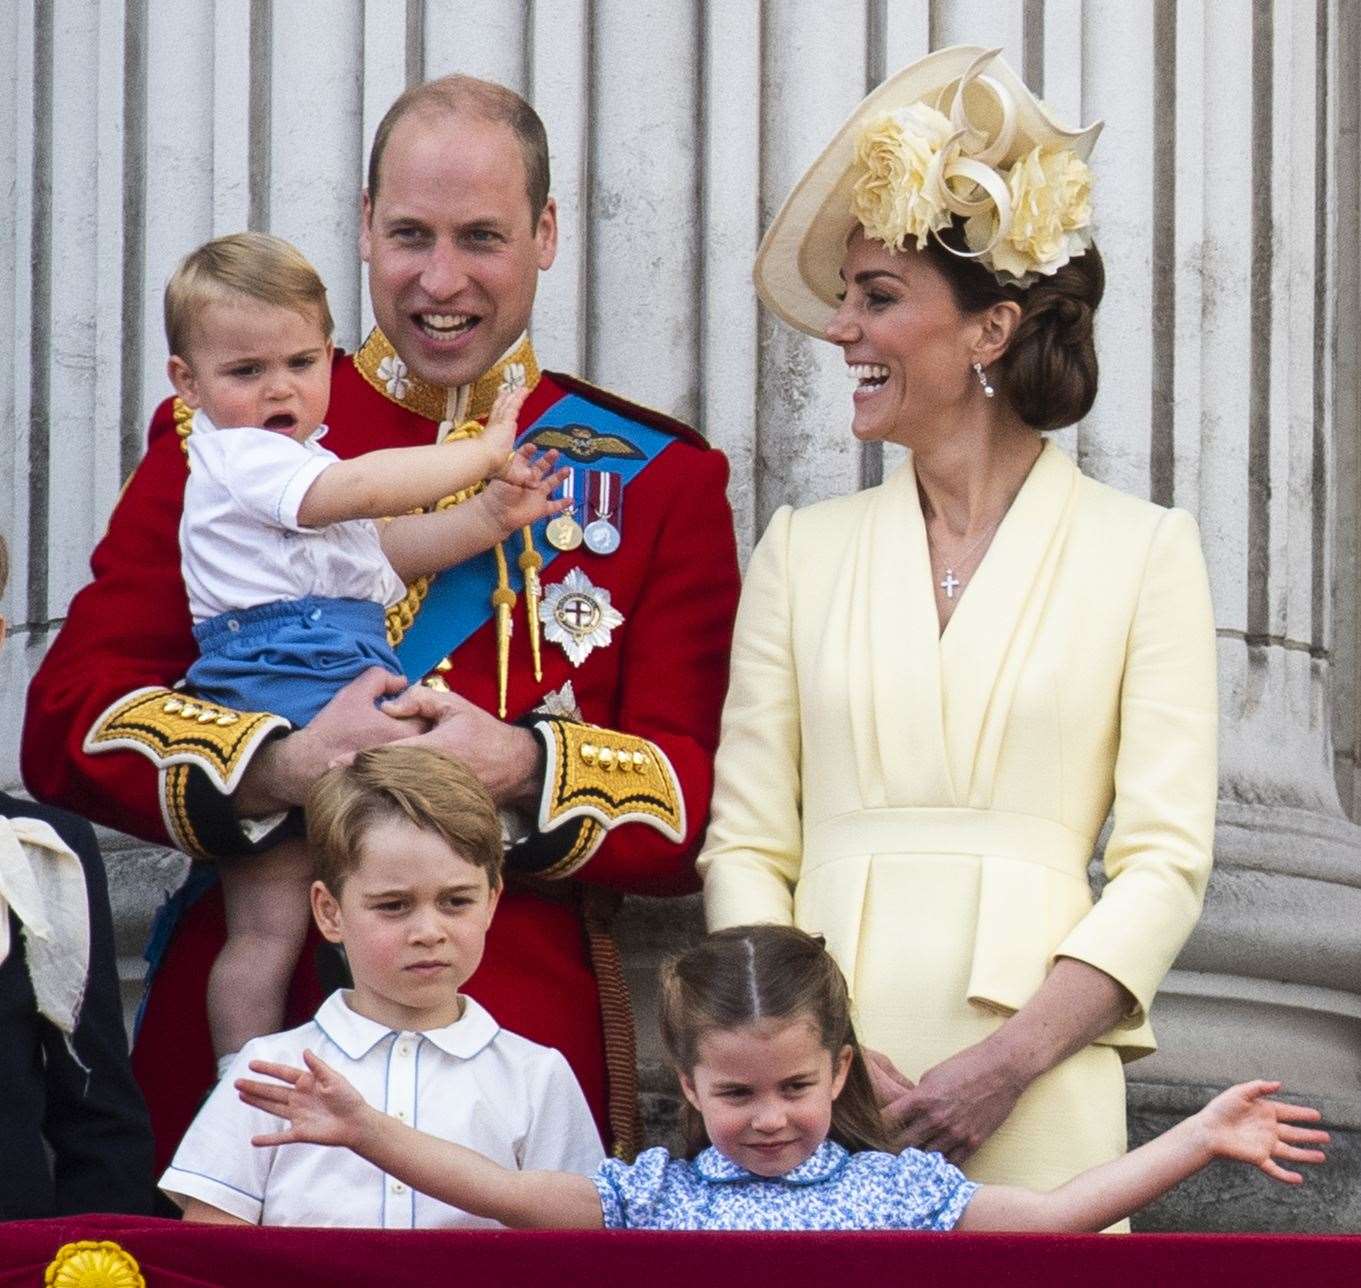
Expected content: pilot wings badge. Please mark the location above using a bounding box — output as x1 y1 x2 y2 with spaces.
539 568 625 667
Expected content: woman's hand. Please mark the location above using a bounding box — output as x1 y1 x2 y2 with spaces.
880 1039 1026 1164
862 1046 916 1108
1193 1081 1328 1184
237 1050 370 1149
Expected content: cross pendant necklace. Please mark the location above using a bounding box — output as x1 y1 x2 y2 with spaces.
928 516 1001 603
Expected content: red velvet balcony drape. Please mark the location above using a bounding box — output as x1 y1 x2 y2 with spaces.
4 1215 1358 1287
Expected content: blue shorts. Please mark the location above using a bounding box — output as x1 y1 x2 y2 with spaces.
186 595 404 727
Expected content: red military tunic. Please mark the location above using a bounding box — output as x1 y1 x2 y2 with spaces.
21 331 740 1170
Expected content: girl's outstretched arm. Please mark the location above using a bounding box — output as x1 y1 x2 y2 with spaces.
236 1050 604 1230
957 1081 1328 1232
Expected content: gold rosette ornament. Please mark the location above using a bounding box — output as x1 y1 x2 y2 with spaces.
45 1240 145 1288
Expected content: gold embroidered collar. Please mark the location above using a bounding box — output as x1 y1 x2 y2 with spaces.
353 328 541 424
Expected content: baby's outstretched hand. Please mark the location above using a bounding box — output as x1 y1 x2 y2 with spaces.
237 1049 367 1149
1196 1080 1328 1184
482 446 572 537
481 385 532 472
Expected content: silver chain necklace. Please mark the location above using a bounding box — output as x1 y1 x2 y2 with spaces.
926 516 1002 600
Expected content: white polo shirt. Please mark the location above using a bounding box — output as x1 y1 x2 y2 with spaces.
180 412 406 623
160 991 604 1227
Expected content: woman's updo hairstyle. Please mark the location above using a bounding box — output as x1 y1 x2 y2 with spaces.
921 218 1104 432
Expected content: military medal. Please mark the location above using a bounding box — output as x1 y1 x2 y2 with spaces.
540 568 624 666
583 470 622 556
545 469 584 551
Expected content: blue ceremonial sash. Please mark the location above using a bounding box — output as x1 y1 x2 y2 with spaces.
393 392 677 682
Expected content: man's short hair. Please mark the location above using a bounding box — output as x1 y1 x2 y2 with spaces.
305 745 504 895
164 231 334 359
367 75 551 222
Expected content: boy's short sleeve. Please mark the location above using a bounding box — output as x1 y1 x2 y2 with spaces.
517 1049 605 1175
189 428 334 532
893 1148 979 1231
592 1147 673 1230
158 1045 278 1222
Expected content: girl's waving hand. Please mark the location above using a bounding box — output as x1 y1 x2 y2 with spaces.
1194 1080 1328 1184
959 1080 1328 1233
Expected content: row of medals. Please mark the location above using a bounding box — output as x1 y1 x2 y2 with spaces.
545 468 622 556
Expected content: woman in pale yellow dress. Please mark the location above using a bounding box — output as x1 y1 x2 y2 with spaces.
699 47 1218 1199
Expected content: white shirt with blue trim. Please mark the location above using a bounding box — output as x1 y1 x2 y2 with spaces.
161 990 604 1227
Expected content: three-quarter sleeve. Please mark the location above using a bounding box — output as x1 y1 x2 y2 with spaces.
699 506 803 929
1053 507 1218 1035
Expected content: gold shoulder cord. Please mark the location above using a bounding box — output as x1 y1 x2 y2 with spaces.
383 420 544 717
174 396 193 454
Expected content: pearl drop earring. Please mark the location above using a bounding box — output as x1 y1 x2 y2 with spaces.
973 360 995 398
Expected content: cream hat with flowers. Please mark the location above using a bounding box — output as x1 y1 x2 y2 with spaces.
754 46 1103 338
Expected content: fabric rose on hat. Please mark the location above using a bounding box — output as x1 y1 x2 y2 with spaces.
850 104 957 252
966 145 1093 281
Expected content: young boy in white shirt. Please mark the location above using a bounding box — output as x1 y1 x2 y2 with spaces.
159 232 567 1074
159 744 603 1228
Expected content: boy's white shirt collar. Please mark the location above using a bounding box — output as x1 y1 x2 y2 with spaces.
312 989 500 1061
190 408 329 444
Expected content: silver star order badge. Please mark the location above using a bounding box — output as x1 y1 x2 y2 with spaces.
534 679 584 721
539 568 624 667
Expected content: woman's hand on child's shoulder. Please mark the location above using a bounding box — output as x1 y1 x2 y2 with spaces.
237 1049 368 1150
1195 1080 1328 1184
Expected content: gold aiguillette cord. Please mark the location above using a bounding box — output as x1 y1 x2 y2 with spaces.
518 527 544 682
491 541 516 718
436 398 538 714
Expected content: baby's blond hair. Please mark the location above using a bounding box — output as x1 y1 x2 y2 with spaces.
164 231 334 358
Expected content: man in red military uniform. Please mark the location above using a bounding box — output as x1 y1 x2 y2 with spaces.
22 74 739 1170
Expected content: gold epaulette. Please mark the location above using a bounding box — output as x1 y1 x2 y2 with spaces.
83 686 288 796
535 718 686 845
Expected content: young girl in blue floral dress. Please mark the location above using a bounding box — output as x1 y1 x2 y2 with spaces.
235 924 1327 1232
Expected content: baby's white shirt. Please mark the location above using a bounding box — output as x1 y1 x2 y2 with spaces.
160 991 605 1228
179 411 407 623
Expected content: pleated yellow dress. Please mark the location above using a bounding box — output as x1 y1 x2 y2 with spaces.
701 442 1218 1191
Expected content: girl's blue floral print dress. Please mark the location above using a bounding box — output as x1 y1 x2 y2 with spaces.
593 1141 978 1231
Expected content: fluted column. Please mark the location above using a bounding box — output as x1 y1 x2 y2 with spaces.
1119 0 1361 1232
3 0 1358 1233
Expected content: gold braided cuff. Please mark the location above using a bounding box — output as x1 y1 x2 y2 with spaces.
534 818 607 881
83 686 289 796
534 718 686 843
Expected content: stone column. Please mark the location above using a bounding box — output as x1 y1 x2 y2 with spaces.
4 0 1358 1234
1116 0 1361 1233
